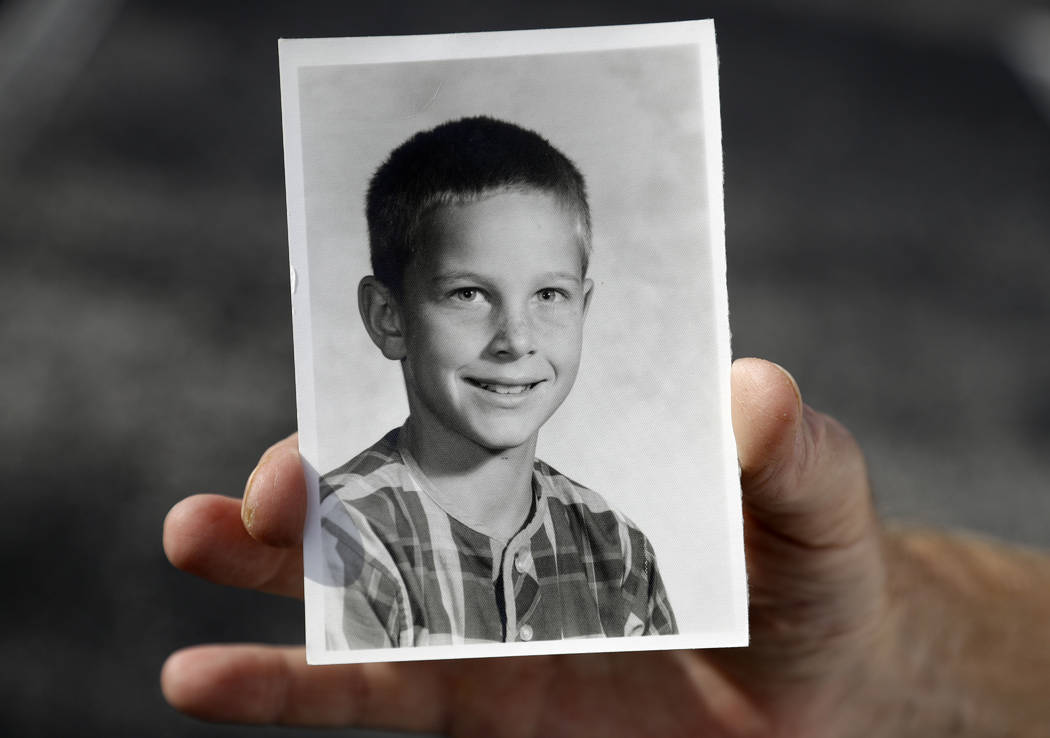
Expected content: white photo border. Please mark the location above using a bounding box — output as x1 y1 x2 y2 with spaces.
279 19 746 665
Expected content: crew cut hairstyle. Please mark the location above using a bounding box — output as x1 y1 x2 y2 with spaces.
366 116 592 294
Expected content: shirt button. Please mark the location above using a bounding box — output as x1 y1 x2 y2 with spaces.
518 624 533 642
514 554 529 574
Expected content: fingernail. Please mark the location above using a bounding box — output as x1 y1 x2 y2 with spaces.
242 463 262 532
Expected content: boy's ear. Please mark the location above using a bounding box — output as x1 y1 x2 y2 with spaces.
358 276 407 360
582 277 595 319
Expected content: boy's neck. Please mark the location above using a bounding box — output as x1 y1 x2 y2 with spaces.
401 416 537 543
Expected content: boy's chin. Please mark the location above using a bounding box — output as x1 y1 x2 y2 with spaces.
475 436 537 454
466 424 541 454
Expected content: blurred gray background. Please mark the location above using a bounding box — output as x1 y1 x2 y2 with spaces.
2 0 1048 736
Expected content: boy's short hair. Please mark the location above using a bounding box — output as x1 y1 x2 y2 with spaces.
366 116 592 294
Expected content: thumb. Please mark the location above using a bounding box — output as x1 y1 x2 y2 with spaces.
726 358 885 688
731 358 872 550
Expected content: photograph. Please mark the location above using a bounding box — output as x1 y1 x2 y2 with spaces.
280 20 748 664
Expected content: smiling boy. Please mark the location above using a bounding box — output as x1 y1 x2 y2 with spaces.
319 116 677 648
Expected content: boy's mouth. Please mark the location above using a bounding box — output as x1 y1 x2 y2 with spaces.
466 378 542 395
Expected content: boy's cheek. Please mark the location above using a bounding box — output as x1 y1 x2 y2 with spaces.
551 317 589 348
407 311 479 344
419 304 492 332
536 303 587 329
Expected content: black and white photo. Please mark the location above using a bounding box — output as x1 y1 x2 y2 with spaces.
279 20 746 664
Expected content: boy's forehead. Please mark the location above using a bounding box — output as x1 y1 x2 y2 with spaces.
413 190 588 274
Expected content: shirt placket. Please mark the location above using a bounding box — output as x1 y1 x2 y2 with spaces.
502 536 540 642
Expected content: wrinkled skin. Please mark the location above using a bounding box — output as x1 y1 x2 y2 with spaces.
162 359 900 738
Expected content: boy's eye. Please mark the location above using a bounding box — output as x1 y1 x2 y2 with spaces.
451 287 483 302
537 288 567 303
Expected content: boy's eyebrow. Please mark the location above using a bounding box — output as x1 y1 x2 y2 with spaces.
540 271 584 283
430 270 485 284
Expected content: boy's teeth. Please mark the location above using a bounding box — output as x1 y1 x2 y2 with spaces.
480 382 530 394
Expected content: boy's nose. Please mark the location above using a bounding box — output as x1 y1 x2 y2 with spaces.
488 312 536 359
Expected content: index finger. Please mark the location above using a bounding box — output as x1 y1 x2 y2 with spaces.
163 494 304 598
162 433 307 598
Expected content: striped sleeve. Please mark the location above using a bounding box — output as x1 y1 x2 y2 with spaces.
319 494 407 649
642 538 678 636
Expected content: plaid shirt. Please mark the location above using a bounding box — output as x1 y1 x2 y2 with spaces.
319 427 677 649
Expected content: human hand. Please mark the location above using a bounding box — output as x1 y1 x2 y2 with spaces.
161 358 904 737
